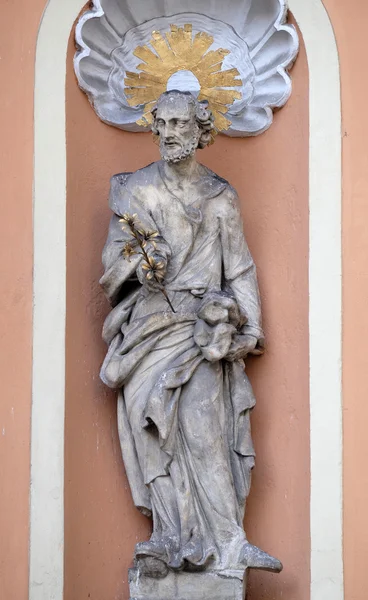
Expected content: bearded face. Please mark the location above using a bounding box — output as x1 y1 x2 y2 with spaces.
153 94 202 164
159 131 200 163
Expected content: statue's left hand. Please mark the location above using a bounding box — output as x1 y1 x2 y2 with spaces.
225 334 260 361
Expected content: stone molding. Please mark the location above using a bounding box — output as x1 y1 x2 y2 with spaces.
74 0 299 136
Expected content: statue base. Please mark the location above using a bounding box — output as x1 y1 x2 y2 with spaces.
128 568 247 600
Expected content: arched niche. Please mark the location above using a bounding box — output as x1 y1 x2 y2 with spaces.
31 2 342 599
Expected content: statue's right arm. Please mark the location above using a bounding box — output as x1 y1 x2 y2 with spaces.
100 213 141 307
100 173 170 306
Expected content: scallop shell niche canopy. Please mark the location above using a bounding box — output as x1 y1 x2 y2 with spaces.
74 0 299 137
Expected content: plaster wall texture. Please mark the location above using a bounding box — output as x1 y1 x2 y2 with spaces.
322 1 368 598
0 1 46 598
64 20 309 600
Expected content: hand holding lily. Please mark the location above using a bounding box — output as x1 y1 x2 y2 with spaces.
119 213 175 313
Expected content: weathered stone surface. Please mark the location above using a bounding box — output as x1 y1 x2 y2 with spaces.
129 568 247 600
99 90 283 595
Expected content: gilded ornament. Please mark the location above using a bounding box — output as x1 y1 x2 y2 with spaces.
124 24 242 134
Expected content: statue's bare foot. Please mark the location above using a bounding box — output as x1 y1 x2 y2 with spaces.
137 557 169 579
240 543 283 573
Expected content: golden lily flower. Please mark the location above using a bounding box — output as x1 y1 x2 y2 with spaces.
119 213 139 227
141 255 166 283
122 243 137 261
143 230 159 240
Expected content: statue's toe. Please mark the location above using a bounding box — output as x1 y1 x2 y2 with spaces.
240 543 283 573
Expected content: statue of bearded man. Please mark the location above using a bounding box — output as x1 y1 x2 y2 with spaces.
100 90 281 581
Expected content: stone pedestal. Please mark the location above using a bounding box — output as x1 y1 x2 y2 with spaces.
129 568 247 600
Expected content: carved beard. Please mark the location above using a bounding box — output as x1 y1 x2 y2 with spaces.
160 133 201 164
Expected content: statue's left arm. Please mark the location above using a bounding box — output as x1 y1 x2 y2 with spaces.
219 187 264 357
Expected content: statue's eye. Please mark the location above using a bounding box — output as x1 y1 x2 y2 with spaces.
157 119 165 126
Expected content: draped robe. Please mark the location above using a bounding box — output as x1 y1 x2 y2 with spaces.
100 161 264 572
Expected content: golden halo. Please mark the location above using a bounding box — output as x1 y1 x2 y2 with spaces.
124 24 242 136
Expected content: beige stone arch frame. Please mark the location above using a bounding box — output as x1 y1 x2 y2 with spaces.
31 1 342 599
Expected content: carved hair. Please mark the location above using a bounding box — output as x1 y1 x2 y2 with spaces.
151 90 214 149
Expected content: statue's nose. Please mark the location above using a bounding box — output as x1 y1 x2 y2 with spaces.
164 123 175 138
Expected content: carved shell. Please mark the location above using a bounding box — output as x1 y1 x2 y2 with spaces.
74 0 299 137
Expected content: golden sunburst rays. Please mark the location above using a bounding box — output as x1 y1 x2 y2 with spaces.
124 24 242 135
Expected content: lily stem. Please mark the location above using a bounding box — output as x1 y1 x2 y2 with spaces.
130 225 176 313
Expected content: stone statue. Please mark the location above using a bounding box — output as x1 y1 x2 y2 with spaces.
100 90 282 599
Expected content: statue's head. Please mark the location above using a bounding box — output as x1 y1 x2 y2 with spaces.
151 91 214 164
